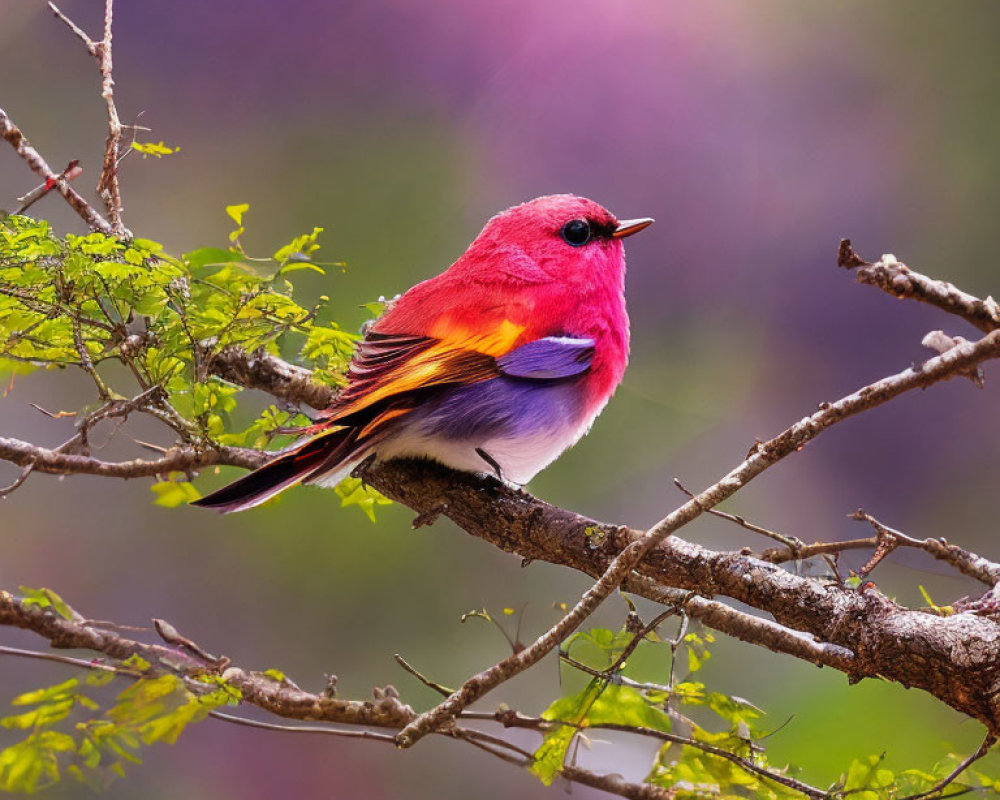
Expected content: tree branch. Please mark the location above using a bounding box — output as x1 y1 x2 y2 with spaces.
0 436 266 479
839 239 1000 333
4 255 1000 735
200 344 337 409
5 236 1000 793
0 107 112 233
0 592 704 800
48 0 128 236
381 323 1000 744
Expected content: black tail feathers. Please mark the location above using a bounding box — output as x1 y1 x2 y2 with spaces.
191 428 358 513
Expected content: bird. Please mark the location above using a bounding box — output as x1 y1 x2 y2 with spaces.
192 194 652 512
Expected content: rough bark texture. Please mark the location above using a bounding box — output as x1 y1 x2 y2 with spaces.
367 458 1000 732
200 345 336 410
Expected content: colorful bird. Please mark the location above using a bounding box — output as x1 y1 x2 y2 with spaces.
193 195 652 512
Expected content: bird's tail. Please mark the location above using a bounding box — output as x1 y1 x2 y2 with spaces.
191 427 365 513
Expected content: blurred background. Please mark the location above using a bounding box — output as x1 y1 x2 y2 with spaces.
3 0 1000 796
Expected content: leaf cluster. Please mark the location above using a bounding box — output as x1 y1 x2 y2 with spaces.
0 635 237 793
531 623 999 798
0 209 386 516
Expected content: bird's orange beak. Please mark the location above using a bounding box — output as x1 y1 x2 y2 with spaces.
611 218 654 239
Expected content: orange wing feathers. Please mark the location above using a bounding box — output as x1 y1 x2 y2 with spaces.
320 318 526 436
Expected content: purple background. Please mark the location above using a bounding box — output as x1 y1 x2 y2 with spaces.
3 1 1000 797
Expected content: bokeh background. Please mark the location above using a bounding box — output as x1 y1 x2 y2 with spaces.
3 1 1000 797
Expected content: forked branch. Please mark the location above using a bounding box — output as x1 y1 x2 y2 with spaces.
48 0 128 236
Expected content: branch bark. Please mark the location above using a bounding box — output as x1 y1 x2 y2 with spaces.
0 108 112 233
839 239 1000 333
48 0 128 236
0 436 266 478
5 251 1000 734
0 592 695 800
200 344 337 409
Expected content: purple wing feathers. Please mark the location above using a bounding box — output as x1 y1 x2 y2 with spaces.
497 336 594 380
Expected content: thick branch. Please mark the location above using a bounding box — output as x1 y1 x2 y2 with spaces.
391 325 1000 744
202 344 337 409
367 457 1000 732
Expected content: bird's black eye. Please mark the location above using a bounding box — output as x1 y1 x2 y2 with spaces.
560 219 591 247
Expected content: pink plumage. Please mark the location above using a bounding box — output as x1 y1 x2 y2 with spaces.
194 195 652 512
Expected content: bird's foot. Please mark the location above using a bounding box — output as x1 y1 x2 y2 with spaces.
475 447 505 481
351 452 379 489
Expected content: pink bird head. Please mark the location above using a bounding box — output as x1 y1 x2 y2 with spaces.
452 194 653 293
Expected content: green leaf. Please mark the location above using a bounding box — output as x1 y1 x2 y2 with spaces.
121 655 152 673
528 726 574 786
0 731 76 793
273 227 324 265
85 671 116 688
361 299 387 317
917 584 953 615
150 481 201 508
278 260 325 274
18 587 74 621
842 754 895 799
531 680 672 787
683 631 713 674
1 699 75 730
582 684 672 732
334 476 392 522
9 679 78 710
225 204 250 225
182 247 243 270
130 141 178 158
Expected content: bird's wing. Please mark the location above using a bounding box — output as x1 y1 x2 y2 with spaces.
325 320 524 431
325 324 594 438
496 336 594 379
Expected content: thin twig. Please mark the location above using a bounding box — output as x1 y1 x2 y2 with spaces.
47 2 97 53
850 510 1000 587
0 107 111 233
46 0 128 236
839 240 1000 334
559 653 673 695
454 734 531 768
0 644 117 674
674 478 805 551
760 537 879 564
454 728 535 761
96 0 126 236
0 435 267 478
71 315 112 401
610 607 681 673
665 613 689 698
588 723 828 799
897 733 996 800
15 160 83 215
208 710 398 743
0 463 34 497
393 653 454 697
